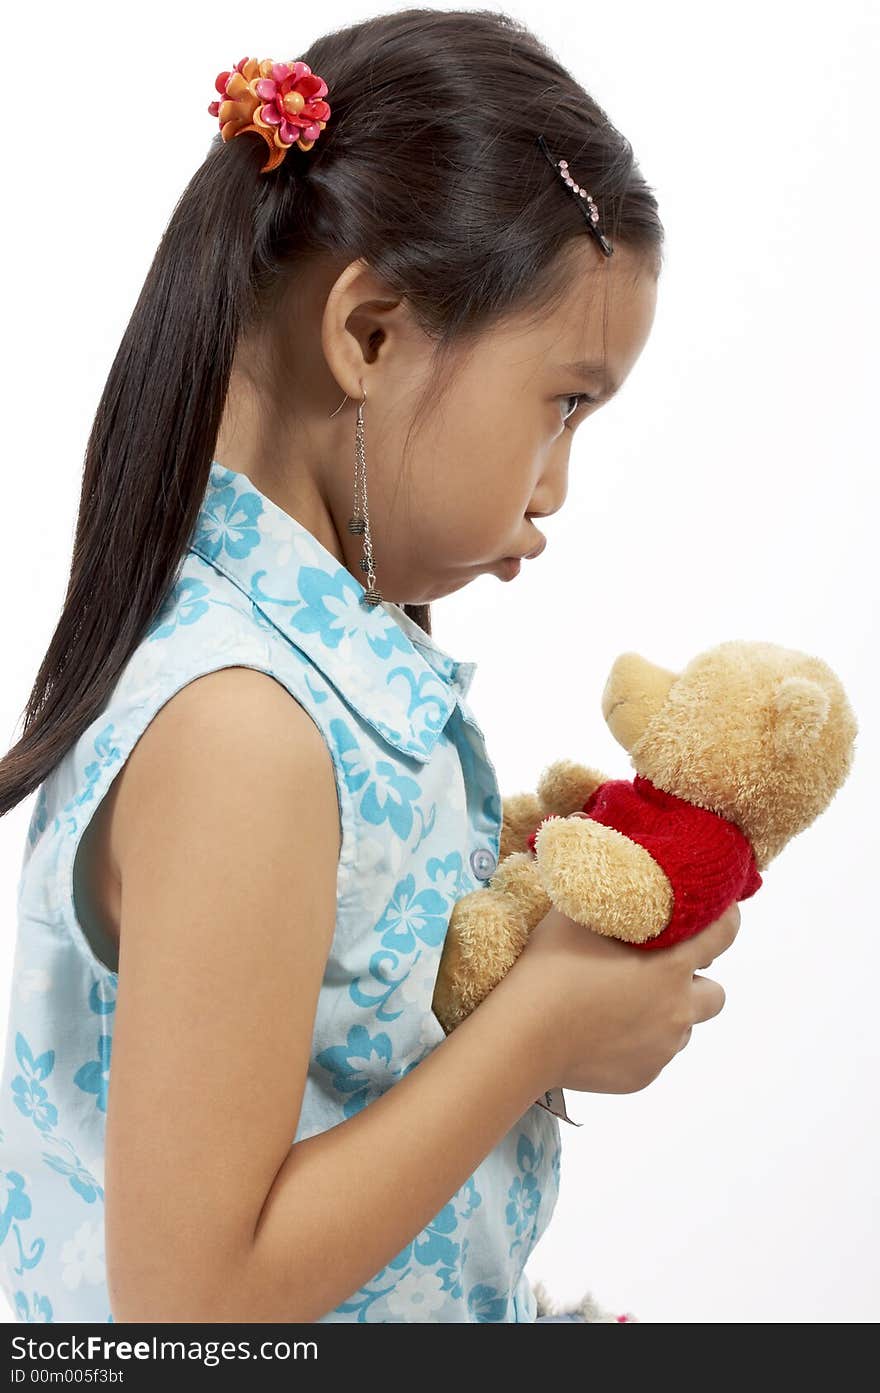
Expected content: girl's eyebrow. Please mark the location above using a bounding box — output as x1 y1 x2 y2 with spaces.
557 359 620 398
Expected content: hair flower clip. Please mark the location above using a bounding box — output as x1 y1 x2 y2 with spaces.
208 57 331 172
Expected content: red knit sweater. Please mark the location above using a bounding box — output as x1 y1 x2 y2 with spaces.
526 774 762 950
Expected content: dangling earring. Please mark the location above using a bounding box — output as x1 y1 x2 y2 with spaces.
331 385 382 606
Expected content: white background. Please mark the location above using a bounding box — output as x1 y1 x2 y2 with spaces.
2 0 877 1323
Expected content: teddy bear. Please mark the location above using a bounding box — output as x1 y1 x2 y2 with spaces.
432 639 858 1035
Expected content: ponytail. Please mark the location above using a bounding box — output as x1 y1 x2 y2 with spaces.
0 139 263 815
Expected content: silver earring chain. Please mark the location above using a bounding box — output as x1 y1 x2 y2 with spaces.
342 387 382 606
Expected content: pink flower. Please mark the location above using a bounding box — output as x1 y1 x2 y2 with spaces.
253 61 331 149
208 57 331 169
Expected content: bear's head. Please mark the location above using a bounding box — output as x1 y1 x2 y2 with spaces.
600 640 858 868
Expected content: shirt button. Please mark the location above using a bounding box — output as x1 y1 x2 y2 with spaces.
469 847 497 880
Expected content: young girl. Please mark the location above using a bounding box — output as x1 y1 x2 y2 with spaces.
0 8 740 1324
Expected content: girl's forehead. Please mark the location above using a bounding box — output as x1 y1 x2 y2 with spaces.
484 254 658 386
552 246 657 338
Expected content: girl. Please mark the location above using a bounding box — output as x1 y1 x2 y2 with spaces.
0 8 740 1324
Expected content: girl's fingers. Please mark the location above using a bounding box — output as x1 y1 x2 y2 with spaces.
690 973 726 1022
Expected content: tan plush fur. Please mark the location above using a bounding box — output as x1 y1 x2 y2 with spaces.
432 639 857 1034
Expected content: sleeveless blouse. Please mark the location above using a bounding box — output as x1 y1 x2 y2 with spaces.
0 461 561 1323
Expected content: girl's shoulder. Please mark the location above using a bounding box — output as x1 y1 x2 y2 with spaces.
187 462 471 764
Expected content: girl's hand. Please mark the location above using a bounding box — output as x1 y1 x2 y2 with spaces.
509 895 741 1095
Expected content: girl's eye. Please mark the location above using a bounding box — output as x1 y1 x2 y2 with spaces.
560 392 598 428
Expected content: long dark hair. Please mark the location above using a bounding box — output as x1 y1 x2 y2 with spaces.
0 7 664 818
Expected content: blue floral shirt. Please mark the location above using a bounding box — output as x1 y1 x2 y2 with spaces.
0 460 561 1323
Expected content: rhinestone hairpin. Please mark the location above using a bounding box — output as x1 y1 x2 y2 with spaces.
536 134 614 257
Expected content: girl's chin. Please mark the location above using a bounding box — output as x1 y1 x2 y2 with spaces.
495 556 521 580
387 560 512 603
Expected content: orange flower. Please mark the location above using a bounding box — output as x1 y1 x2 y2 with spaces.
208 57 331 172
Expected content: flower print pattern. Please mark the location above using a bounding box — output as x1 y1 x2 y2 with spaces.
456 1176 482 1224
1 970 114 1319
507 1171 539 1238
385 663 459 740
410 800 439 856
347 947 413 1023
386 1264 447 1319
396 950 441 1015
8 986 112 1212
59 1220 104 1291
1 1164 47 1284
9 1030 105 1214
0 459 561 1323
420 1230 507 1322
332 718 423 840
192 481 263 564
315 1025 410 1118
506 1131 545 1259
14 1290 52 1321
87 977 117 1021
335 1185 481 1322
335 1182 511 1324
291 563 406 656
258 501 298 568
357 829 408 887
145 567 257 648
468 1283 509 1322
1 1169 35 1248
52 725 123 841
373 874 448 953
41 1154 103 1206
72 1035 111 1115
11 1036 57 1134
423 850 463 905
347 852 463 1022
26 786 48 851
356 949 446 1066
145 576 211 640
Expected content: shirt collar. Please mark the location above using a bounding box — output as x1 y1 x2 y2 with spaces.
186 461 477 763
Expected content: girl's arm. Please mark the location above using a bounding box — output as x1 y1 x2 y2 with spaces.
105 667 555 1324
242 931 552 1323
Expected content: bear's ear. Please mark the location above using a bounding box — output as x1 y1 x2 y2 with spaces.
771 676 830 751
